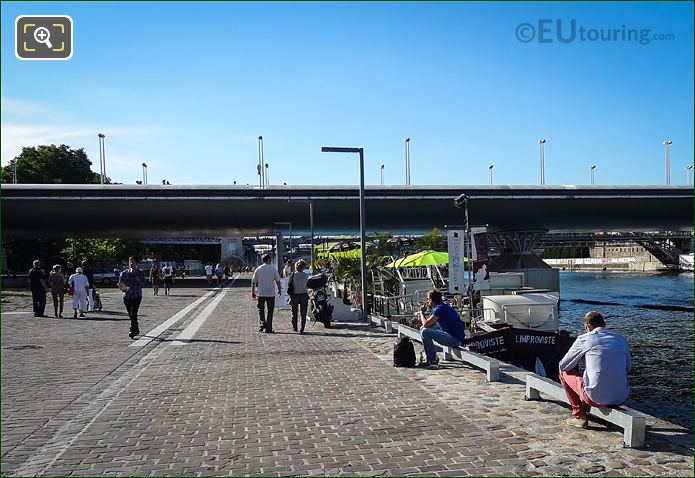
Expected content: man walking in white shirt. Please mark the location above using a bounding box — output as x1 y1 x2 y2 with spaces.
162 261 174 295
559 311 631 428
252 254 281 333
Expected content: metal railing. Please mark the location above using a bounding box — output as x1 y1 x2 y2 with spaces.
371 293 418 318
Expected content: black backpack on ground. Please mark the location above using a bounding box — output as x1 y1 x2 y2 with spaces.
393 336 416 368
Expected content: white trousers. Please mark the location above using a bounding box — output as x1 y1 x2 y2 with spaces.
72 291 88 312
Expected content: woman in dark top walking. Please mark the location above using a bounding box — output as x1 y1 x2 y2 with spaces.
118 256 145 339
289 260 310 334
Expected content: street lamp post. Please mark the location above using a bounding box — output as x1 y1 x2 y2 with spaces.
11 159 17 184
98 133 106 184
590 164 596 185
265 163 269 187
488 164 493 186
258 136 265 188
404 138 411 186
321 146 368 322
380 164 384 186
663 140 672 186
538 139 546 185
686 165 693 186
141 162 148 185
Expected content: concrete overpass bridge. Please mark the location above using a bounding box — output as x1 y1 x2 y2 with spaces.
1 184 692 239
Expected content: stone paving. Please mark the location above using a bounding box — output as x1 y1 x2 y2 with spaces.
1 278 693 476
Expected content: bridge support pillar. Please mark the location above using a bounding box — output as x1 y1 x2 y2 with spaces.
220 236 247 269
276 234 284 275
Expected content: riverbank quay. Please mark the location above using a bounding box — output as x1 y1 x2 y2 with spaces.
2 282 692 476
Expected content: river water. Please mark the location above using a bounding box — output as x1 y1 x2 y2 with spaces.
557 271 694 430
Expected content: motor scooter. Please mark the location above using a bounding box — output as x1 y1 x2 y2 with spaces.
306 273 333 328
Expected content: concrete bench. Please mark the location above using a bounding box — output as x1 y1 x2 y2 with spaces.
369 314 394 333
525 373 646 448
396 324 500 382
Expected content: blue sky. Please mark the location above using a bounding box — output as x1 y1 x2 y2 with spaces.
2 1 693 186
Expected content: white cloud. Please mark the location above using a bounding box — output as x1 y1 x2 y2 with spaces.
0 97 60 120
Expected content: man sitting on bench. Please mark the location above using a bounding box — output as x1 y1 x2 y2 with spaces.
418 289 467 369
559 311 631 428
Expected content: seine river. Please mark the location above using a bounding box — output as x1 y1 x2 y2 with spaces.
557 271 694 430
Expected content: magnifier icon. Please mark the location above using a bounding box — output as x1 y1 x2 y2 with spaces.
33 27 53 49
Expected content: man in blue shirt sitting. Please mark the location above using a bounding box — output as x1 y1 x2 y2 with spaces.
418 289 467 369
559 311 631 428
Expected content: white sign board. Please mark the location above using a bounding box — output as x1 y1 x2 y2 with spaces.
278 278 291 310
447 230 466 294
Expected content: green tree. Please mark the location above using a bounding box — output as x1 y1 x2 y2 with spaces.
62 238 142 265
1 144 107 184
416 227 446 252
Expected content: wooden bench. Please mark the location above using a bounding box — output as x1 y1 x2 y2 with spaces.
525 373 646 448
396 324 500 382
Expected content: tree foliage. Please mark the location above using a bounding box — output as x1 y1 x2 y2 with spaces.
416 227 447 252
1 144 106 184
61 239 143 265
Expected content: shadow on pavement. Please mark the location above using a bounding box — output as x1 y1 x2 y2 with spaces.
144 337 242 345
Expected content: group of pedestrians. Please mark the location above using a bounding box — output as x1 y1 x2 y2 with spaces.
149 261 174 295
28 260 98 319
205 262 230 286
251 255 310 334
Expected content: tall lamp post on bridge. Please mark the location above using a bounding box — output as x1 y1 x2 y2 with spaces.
663 140 672 186
11 158 18 183
258 136 265 188
380 164 384 186
321 146 368 322
98 133 106 184
265 162 270 187
538 138 546 185
404 137 411 186
488 164 493 186
590 164 596 186
686 165 693 186
141 162 148 186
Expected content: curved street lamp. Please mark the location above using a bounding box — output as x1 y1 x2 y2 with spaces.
258 136 264 188
404 137 411 186
663 140 672 185
98 133 106 184
141 162 148 185
686 164 693 186
590 164 596 186
538 139 546 185
488 164 494 186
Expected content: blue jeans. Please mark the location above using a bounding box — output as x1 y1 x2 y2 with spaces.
420 325 461 362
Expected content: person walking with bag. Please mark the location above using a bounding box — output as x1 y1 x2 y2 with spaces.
118 256 145 339
288 260 310 334
251 254 281 333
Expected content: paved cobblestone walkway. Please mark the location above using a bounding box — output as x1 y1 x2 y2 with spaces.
2 279 693 476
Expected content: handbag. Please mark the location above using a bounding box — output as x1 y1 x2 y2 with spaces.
287 272 295 295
